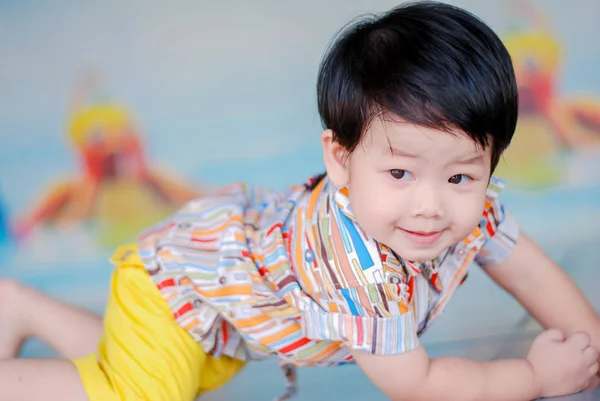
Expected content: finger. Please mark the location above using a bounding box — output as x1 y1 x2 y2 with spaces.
590 362 600 376
583 346 599 365
567 331 591 349
538 328 565 342
583 374 599 392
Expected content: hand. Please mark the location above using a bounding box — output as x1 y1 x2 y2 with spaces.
527 329 599 398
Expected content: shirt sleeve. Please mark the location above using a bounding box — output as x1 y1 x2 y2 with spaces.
299 284 420 356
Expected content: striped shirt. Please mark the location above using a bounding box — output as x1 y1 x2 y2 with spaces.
137 174 519 366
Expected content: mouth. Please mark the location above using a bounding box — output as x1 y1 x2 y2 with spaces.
399 228 445 245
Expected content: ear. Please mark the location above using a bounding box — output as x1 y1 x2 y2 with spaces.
320 129 350 189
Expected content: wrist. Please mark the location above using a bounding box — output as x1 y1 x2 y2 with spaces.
524 357 543 399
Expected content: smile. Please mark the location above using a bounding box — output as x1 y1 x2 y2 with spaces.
399 228 445 245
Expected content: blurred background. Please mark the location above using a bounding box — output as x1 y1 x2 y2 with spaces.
1 0 599 399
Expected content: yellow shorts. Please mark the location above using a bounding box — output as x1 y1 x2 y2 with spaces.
72 244 246 401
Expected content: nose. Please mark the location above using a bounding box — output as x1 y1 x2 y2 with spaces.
410 181 444 219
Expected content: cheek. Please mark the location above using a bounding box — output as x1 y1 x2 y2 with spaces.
348 178 396 234
451 192 487 233
353 194 394 221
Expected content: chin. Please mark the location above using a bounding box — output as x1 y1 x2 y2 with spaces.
392 246 445 262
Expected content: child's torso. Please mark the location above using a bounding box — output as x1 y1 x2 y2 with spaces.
136 175 497 366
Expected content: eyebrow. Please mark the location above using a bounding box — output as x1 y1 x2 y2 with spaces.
388 145 484 165
388 146 419 158
452 155 485 165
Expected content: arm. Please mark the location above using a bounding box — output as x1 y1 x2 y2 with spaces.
353 323 597 401
351 229 597 400
352 345 539 401
484 232 600 353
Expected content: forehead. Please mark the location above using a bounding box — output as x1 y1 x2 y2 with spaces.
360 115 490 158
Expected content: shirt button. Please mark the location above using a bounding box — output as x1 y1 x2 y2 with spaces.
219 276 227 285
304 249 315 263
228 311 236 319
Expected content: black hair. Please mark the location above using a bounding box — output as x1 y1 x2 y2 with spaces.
317 1 518 170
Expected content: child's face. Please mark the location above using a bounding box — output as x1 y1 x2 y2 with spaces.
343 117 492 261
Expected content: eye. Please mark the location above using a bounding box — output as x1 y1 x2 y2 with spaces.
448 174 471 185
389 169 413 181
